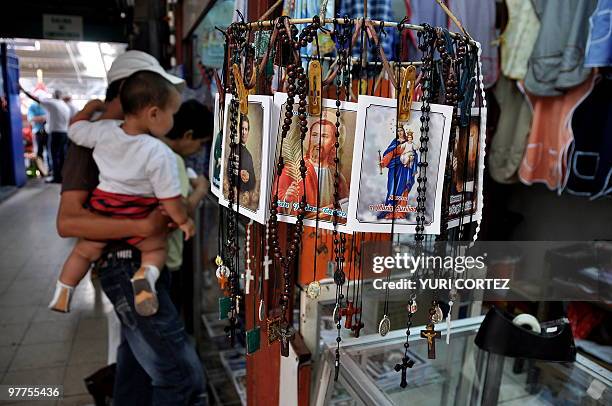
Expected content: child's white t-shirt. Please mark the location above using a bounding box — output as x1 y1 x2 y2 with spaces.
69 119 181 199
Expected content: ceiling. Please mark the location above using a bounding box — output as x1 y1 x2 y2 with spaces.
0 0 133 43
10 38 126 102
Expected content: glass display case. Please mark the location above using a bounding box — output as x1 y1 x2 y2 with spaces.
314 317 611 406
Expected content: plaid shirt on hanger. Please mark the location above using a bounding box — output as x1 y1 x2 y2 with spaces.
338 0 394 59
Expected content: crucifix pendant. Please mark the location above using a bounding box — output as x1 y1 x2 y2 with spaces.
420 323 442 359
379 315 391 336
342 301 361 330
279 323 295 357
351 318 365 338
263 255 272 280
394 356 415 388
243 267 254 295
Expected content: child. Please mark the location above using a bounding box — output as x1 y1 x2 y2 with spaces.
49 71 195 316
399 129 417 167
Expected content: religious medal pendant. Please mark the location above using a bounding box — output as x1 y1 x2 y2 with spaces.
332 303 342 324
216 264 230 279
266 316 281 344
215 255 223 267
430 302 443 324
378 314 391 337
258 299 265 322
306 280 321 299
246 326 261 355
408 299 418 315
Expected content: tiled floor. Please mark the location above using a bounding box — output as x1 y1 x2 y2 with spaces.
0 180 111 405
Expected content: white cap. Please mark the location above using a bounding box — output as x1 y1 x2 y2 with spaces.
107 50 185 91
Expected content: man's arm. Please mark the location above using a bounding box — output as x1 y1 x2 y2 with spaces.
186 176 209 215
69 99 105 126
19 85 40 104
29 114 46 124
57 190 170 240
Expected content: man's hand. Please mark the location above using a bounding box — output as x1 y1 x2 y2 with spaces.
140 208 175 237
82 99 106 114
190 175 209 192
240 170 250 183
283 181 300 202
71 99 106 125
179 218 196 241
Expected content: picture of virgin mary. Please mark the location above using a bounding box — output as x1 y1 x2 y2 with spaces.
378 126 419 219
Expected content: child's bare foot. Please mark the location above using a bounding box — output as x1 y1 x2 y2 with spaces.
131 265 160 316
49 281 74 313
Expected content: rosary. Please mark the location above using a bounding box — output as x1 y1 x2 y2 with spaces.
216 11 485 390
268 16 324 357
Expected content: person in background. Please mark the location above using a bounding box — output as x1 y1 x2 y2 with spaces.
20 87 71 183
63 94 79 119
159 99 212 314
57 51 207 405
27 101 49 176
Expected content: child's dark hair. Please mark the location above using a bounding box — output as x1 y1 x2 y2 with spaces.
165 99 213 140
119 71 176 115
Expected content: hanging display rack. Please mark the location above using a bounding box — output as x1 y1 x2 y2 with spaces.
243 17 476 46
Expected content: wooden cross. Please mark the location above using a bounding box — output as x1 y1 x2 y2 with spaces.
263 255 272 280
243 267 254 295
351 317 365 338
341 301 361 329
420 323 442 359
394 356 415 388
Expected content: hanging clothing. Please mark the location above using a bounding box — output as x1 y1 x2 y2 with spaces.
488 75 532 184
499 0 540 80
403 0 448 60
448 0 499 88
283 0 336 54
409 0 447 27
585 0 612 68
519 73 597 191
524 0 598 96
564 73 612 199
339 0 394 59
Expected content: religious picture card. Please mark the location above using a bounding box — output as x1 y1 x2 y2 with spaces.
269 92 357 233
219 95 273 224
210 93 223 198
447 107 487 228
346 95 452 234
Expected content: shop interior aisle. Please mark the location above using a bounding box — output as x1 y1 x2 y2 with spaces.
0 180 110 405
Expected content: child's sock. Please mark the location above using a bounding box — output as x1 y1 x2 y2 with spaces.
131 265 160 317
49 281 75 313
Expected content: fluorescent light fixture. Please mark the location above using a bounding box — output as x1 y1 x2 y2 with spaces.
76 41 106 78
1 38 40 51
100 42 115 55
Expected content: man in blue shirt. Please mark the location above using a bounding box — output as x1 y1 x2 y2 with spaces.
27 102 49 176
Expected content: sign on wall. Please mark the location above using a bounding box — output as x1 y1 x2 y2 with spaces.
43 14 83 41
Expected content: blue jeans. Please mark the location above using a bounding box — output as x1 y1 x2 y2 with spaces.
585 0 612 67
98 251 207 406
